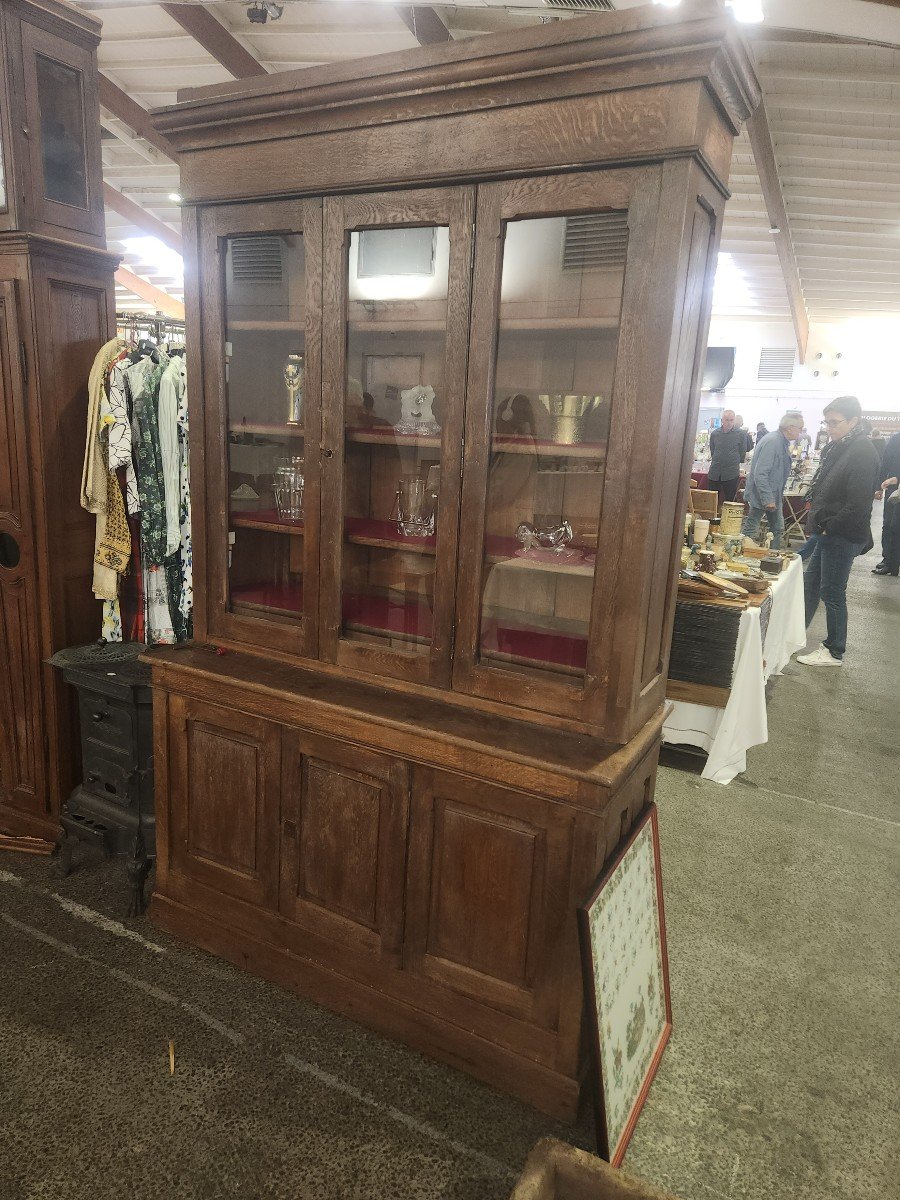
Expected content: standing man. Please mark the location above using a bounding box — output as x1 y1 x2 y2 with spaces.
707 409 747 507
734 414 754 457
754 421 769 446
873 429 900 577
796 396 881 667
742 411 804 549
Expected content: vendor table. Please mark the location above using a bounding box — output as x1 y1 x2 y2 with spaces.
662 556 806 783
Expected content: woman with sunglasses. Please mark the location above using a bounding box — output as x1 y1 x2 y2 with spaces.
796 396 881 667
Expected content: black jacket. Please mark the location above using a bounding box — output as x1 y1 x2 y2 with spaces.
807 431 881 549
882 432 900 494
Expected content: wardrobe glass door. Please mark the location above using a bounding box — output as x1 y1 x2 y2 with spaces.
454 168 661 725
200 199 322 658
320 188 473 688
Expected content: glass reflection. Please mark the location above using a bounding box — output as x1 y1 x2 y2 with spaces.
478 212 627 681
35 55 88 208
340 226 449 656
224 232 306 622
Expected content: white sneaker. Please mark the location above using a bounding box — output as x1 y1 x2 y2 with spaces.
796 645 843 667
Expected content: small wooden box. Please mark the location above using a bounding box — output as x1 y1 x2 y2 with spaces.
509 1139 679 1200
688 488 718 519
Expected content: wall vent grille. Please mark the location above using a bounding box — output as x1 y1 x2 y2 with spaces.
231 236 283 282
562 212 628 272
544 0 615 11
758 347 796 382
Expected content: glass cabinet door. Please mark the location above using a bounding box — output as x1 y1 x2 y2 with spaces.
320 188 474 687
200 200 322 657
454 169 659 722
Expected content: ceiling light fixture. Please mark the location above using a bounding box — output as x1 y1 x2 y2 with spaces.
168 192 182 203
652 0 682 8
768 225 780 234
247 2 283 24
725 0 764 23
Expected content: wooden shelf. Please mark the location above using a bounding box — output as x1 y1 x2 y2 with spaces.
231 509 305 536
344 425 605 460
229 422 304 438
231 515 596 578
228 319 303 331
498 316 619 331
345 425 441 449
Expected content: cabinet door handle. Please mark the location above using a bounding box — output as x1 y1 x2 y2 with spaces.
320 445 333 460
86 773 100 784
91 711 107 722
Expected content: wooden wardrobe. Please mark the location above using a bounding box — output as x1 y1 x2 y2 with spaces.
0 0 117 839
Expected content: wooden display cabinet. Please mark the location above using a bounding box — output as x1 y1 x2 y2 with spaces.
0 0 117 839
147 4 759 1116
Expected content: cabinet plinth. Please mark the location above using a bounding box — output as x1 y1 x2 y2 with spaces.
148 5 759 1114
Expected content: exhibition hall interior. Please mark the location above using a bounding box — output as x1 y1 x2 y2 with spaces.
0 0 896 1197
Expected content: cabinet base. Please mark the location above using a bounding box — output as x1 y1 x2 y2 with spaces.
150 891 583 1121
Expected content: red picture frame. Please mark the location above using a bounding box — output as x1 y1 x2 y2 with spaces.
577 803 672 1166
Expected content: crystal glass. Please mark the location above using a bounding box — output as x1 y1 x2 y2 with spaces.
274 457 305 521
396 475 435 537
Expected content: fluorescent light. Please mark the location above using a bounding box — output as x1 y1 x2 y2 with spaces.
122 236 184 287
726 0 764 23
652 0 682 7
712 252 752 311
168 192 183 203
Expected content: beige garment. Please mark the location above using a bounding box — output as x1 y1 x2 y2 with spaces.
81 337 125 600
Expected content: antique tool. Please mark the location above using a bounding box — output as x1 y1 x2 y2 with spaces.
696 570 749 597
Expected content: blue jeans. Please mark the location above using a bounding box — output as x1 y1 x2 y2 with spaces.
803 534 865 659
742 503 785 549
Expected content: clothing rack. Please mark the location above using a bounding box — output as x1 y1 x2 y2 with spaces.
116 311 186 347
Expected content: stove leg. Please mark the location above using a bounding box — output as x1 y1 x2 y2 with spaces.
125 837 152 918
53 830 78 878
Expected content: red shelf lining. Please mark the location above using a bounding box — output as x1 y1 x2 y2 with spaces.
229 584 587 669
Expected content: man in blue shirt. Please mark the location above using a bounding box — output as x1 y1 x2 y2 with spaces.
741 411 805 548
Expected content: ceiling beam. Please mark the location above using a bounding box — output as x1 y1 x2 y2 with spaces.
99 115 161 166
160 3 267 77
752 28 900 51
99 74 177 162
766 94 900 117
115 268 185 320
745 98 809 363
104 183 184 255
396 6 451 45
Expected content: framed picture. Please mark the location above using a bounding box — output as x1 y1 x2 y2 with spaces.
578 804 672 1166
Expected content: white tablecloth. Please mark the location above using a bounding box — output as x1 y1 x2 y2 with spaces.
662 557 806 784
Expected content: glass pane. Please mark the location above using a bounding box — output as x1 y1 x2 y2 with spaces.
478 212 626 681
225 232 306 624
340 225 449 656
35 55 88 208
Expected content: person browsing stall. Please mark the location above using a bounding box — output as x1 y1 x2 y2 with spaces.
796 396 881 667
873 429 900 578
707 409 747 507
741 411 804 549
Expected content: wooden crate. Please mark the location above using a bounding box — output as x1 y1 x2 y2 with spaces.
509 1139 679 1200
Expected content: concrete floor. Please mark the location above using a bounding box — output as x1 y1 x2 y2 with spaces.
1 534 898 1200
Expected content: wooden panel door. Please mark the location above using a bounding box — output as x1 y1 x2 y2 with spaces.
198 199 323 659
319 187 474 689
280 731 408 961
168 695 281 907
19 20 105 245
405 767 574 1029
0 281 46 820
452 166 664 729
